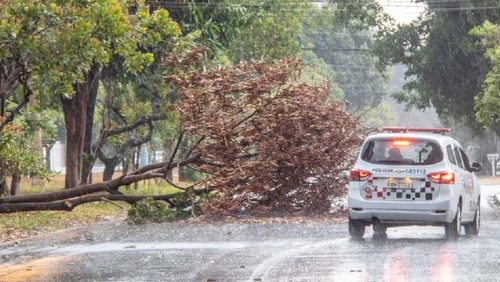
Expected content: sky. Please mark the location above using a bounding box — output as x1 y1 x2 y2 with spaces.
376 0 426 24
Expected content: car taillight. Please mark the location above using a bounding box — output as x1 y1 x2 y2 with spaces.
350 169 372 181
427 171 455 184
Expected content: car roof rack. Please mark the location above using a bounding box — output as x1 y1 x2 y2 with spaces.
382 127 452 134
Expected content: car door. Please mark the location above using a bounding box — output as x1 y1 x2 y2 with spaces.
453 145 472 220
459 147 477 219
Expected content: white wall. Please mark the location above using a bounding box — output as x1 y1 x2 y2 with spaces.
49 141 107 174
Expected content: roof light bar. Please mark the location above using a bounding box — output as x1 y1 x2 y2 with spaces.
393 140 412 146
382 127 452 134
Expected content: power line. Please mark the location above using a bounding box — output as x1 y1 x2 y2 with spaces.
328 64 376 69
145 1 394 9
145 0 500 10
146 2 417 8
145 0 485 4
146 3 500 14
301 47 371 51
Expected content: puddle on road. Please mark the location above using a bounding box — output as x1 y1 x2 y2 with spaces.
50 240 307 255
0 256 73 282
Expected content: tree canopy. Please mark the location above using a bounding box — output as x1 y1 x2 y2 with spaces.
471 21 500 134
375 0 500 132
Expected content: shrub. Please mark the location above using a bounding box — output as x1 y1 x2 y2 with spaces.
127 198 191 224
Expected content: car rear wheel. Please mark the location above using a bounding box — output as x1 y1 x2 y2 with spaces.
348 217 365 240
372 219 387 240
465 199 480 236
445 203 462 241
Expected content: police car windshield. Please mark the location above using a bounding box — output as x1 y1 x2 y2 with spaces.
361 138 443 165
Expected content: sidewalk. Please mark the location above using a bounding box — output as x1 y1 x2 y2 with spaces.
479 176 500 185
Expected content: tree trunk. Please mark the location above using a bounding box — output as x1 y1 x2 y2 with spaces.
134 147 140 189
0 174 9 196
122 157 129 176
80 71 100 185
45 144 53 171
102 162 117 182
62 65 100 189
62 95 86 189
163 139 173 180
10 174 20 196
97 144 129 182
0 96 5 117
122 151 132 189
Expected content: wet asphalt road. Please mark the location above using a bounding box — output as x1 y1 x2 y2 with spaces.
1 184 500 282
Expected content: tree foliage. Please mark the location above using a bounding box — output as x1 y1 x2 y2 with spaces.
92 7 186 182
169 59 362 214
0 0 53 134
471 21 500 133
161 0 308 63
301 1 391 113
0 124 48 195
375 0 500 131
17 0 183 188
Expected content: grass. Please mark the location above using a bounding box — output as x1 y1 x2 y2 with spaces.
0 203 122 233
0 174 182 242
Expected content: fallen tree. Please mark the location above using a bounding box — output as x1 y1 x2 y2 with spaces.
171 59 362 215
0 58 362 215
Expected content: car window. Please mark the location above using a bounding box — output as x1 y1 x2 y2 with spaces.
459 148 472 172
453 146 464 169
361 138 443 165
447 145 457 165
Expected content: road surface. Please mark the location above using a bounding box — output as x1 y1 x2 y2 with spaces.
1 184 500 281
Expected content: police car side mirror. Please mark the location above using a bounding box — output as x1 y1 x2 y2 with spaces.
471 162 482 172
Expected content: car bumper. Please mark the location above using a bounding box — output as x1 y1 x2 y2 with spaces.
348 194 458 224
349 207 455 225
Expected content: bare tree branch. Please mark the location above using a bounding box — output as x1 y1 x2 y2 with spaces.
0 62 22 99
166 128 185 171
0 78 32 132
106 113 167 137
1 194 175 213
0 154 200 205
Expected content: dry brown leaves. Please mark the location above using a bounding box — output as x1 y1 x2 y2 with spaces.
169 58 362 216
162 46 210 71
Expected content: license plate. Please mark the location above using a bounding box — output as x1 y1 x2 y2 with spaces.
387 178 413 188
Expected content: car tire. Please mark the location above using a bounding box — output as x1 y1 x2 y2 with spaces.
445 203 462 241
348 217 365 240
465 199 480 236
372 220 387 240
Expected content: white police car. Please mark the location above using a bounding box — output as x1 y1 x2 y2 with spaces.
348 127 482 240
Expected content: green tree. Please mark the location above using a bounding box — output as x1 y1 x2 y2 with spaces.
310 30 387 112
300 1 391 113
156 0 309 63
374 0 500 131
0 0 57 134
21 1 182 188
471 21 500 133
88 7 190 182
0 1 65 194
225 0 307 62
0 109 51 196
